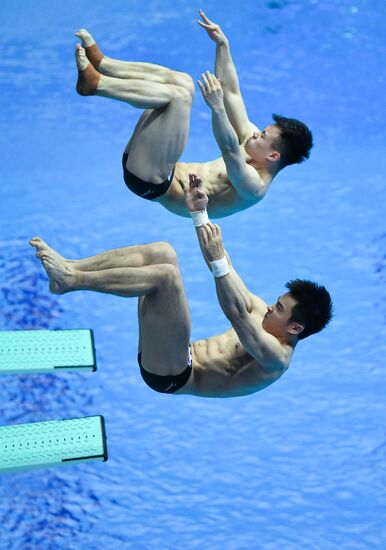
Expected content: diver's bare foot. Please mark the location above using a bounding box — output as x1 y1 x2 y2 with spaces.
29 237 67 263
75 29 103 69
75 44 100 96
37 249 76 294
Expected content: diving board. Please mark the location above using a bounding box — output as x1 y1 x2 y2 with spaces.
0 329 96 374
0 415 107 473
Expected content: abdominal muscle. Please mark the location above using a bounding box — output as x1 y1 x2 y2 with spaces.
177 328 280 398
157 157 260 219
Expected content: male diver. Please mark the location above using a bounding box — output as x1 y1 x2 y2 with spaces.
74 10 313 218
29 174 332 398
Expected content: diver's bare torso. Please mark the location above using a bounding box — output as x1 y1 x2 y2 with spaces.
156 148 273 219
176 296 293 398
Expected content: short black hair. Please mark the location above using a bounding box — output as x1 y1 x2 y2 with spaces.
272 114 313 167
285 279 333 340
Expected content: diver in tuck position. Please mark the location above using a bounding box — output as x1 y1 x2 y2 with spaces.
74 10 313 218
30 175 332 398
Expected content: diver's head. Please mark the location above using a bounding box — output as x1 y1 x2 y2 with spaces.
244 124 282 170
262 279 333 343
245 114 313 172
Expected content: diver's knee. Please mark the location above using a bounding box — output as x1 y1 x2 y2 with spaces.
171 85 193 106
181 74 195 98
150 242 178 266
170 72 195 98
157 263 182 290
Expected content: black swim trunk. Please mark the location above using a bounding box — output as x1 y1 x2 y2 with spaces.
138 348 192 394
122 153 175 200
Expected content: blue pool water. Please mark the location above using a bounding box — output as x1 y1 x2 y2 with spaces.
0 1 385 548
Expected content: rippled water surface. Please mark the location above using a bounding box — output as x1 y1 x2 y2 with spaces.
0 1 385 549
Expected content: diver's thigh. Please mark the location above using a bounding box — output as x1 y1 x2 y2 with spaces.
124 88 192 183
138 265 191 376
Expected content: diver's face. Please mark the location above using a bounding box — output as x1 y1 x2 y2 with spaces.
262 293 299 338
244 124 282 163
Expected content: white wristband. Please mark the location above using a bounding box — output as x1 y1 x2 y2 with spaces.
210 257 230 278
191 209 210 227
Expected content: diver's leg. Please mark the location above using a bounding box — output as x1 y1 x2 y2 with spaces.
75 46 193 183
75 29 194 95
136 265 191 376
75 45 190 109
29 237 178 271
37 247 191 376
121 90 192 183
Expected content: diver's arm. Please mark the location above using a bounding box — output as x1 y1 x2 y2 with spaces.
198 10 258 142
184 174 269 333
198 71 265 200
197 223 284 372
211 105 264 198
198 72 265 198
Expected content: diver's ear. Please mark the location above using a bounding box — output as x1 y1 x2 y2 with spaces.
288 323 304 336
268 151 281 162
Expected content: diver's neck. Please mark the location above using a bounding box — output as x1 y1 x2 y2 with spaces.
247 158 280 182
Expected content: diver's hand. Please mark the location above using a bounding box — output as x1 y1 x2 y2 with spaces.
197 10 228 46
185 173 209 212
197 71 224 112
199 223 225 262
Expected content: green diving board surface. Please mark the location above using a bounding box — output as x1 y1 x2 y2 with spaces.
0 416 107 473
0 329 96 374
